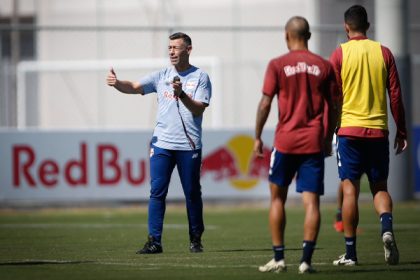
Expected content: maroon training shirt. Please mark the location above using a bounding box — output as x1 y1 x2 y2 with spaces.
263 49 338 154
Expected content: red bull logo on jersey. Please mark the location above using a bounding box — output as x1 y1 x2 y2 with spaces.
201 135 271 190
284 62 320 77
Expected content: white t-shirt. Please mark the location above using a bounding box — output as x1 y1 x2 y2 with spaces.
140 66 212 150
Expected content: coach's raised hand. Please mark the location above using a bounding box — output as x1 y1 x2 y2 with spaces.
106 67 143 94
106 67 118 87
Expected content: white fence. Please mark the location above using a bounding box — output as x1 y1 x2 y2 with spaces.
16 57 222 129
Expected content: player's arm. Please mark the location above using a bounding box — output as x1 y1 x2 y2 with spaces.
254 94 273 157
329 47 344 130
106 67 144 95
324 66 340 156
330 47 343 99
382 46 408 154
255 60 277 157
179 93 207 116
173 81 208 116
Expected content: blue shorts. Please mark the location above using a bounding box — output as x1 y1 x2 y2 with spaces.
336 136 389 183
268 149 324 195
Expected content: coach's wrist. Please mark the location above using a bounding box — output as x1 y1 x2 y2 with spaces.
179 90 186 99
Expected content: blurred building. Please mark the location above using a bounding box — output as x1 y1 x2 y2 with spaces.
1 0 420 203
0 0 419 129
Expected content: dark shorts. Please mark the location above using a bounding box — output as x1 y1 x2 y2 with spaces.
268 149 324 195
336 136 389 183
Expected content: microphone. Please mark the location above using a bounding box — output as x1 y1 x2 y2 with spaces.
172 76 182 101
165 76 181 85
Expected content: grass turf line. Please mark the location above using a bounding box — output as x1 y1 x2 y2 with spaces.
0 202 419 280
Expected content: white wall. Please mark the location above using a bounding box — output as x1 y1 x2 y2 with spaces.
23 0 321 129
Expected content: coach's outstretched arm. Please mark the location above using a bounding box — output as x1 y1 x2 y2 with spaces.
106 67 144 95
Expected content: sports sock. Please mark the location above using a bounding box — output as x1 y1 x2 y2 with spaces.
345 236 357 260
300 240 316 265
380 212 393 235
273 245 285 261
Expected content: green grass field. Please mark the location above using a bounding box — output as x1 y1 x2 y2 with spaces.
0 201 419 280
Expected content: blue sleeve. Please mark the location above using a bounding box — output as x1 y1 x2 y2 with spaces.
195 72 212 105
139 71 160 95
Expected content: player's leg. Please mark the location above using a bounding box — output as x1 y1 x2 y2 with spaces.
296 153 324 273
371 180 398 263
302 193 321 248
367 139 399 265
333 136 362 265
259 150 295 273
371 180 393 231
176 149 204 252
341 178 360 256
137 145 176 254
333 134 344 232
269 181 288 259
366 139 393 232
298 191 320 274
258 181 288 272
334 182 344 232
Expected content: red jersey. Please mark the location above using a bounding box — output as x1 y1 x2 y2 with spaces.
263 50 338 154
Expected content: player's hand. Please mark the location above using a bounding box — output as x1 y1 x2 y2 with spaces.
394 136 407 155
106 67 118 87
172 80 183 98
253 138 264 158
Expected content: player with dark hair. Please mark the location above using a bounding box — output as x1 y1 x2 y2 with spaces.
255 16 338 274
330 5 407 266
106 32 212 254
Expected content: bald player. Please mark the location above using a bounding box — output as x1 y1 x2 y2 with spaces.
255 16 338 274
